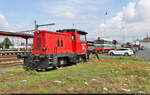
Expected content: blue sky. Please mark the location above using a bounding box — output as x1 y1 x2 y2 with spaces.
0 0 133 24
1 0 149 45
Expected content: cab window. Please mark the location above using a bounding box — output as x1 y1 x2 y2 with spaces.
80 34 86 41
61 40 63 47
72 34 75 41
57 40 60 47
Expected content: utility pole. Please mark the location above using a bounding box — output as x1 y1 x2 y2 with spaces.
72 24 75 29
121 22 125 44
35 20 38 30
103 9 108 38
17 20 55 51
122 26 125 43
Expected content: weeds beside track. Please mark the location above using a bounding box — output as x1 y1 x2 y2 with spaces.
0 54 150 94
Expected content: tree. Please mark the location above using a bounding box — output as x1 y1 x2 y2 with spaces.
2 37 12 49
126 42 131 46
113 40 118 48
112 40 118 45
0 42 3 48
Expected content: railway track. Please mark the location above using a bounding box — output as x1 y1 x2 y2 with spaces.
0 51 31 56
0 55 23 68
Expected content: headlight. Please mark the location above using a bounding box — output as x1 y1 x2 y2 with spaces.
37 30 40 34
43 46 47 51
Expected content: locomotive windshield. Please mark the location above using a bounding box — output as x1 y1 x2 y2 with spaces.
72 33 75 41
80 34 86 41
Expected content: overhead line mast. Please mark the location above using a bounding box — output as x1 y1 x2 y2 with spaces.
15 20 55 51
34 20 55 31
102 8 108 38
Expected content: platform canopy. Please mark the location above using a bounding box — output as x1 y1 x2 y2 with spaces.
0 31 33 38
0 31 34 51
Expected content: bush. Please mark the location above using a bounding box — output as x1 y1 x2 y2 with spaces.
23 66 37 75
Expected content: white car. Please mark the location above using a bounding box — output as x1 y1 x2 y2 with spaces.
108 48 134 56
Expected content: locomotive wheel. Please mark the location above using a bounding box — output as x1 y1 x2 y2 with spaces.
78 56 84 63
56 58 67 68
59 58 67 66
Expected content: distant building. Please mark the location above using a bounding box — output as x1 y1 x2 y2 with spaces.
9 45 32 51
142 33 150 42
135 41 140 45
140 34 150 48
21 42 25 46
142 37 150 42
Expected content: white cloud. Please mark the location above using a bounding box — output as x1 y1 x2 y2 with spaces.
122 2 136 22
70 0 84 4
0 13 9 31
39 1 77 19
14 24 33 31
39 0 104 20
52 6 76 19
56 11 75 19
97 0 150 42
0 13 32 44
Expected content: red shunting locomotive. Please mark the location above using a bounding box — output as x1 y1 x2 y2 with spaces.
19 29 89 70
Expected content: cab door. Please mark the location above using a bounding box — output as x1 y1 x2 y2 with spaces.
32 31 43 54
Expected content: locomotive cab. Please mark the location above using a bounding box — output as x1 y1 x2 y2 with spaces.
57 29 88 54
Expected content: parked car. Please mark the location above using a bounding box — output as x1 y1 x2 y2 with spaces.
108 48 134 56
125 47 139 53
139 46 144 50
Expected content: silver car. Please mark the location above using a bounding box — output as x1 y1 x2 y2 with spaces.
108 48 134 56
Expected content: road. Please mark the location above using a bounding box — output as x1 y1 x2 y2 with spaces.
136 48 150 60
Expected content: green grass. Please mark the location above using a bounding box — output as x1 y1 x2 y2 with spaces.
0 55 150 94
2 66 24 73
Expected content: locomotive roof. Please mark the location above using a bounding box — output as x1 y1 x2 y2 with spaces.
56 29 88 34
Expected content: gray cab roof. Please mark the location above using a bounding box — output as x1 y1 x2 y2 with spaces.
56 29 88 34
